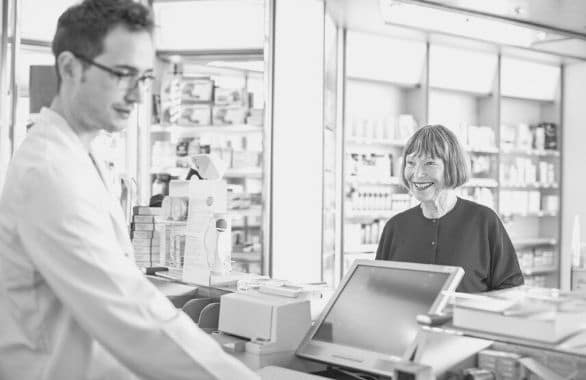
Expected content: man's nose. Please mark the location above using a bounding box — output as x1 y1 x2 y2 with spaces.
124 83 144 104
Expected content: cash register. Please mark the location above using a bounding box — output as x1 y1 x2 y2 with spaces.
217 260 464 379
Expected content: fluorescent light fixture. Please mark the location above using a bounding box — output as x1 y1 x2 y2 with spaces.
379 0 557 49
346 31 426 86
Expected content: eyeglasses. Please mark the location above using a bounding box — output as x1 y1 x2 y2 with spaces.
73 53 155 91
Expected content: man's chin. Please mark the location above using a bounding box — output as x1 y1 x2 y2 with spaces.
105 122 129 133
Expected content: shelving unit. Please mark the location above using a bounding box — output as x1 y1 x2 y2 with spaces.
499 57 562 288
341 32 427 272
152 56 267 275
338 32 564 286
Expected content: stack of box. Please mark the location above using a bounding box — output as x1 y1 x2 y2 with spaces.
131 206 162 268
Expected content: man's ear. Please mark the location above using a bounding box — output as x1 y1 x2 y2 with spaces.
56 51 81 85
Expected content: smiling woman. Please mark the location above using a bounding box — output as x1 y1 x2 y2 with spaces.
375 124 524 293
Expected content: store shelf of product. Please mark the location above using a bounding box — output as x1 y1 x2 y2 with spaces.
345 146 399 155
151 124 263 135
345 244 378 254
347 176 403 186
500 148 560 158
500 183 559 190
464 146 499 154
522 265 558 276
512 238 557 247
501 211 558 218
224 167 263 179
464 178 499 188
346 138 406 148
345 211 399 223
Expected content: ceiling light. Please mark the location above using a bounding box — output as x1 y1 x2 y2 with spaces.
379 0 551 48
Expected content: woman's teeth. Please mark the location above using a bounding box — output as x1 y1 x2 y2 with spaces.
414 182 433 190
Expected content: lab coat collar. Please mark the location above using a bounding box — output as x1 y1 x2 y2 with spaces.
38 107 91 158
38 107 113 194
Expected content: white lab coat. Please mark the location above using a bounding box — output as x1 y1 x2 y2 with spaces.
0 108 259 380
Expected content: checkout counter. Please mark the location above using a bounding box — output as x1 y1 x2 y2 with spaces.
150 261 586 380
148 171 586 379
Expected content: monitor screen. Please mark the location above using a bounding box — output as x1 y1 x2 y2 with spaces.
296 260 463 377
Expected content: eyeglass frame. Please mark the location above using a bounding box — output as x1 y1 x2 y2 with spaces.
72 52 155 91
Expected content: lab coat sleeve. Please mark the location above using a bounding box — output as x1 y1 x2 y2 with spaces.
16 164 259 380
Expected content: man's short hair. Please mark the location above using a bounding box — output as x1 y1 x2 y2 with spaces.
52 0 155 88
401 124 470 189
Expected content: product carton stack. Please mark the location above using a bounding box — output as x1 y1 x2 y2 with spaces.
131 206 162 268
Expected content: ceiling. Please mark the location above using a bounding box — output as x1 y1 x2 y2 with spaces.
326 0 586 61
406 0 586 38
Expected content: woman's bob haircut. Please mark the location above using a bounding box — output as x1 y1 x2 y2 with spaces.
401 124 470 189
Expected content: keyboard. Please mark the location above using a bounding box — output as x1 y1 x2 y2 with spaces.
257 366 329 380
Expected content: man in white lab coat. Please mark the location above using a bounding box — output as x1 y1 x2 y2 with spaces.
0 1 259 379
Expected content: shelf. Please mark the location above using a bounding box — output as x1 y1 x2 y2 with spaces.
346 138 406 148
464 178 498 188
347 176 403 186
500 148 560 158
150 167 262 179
522 266 558 276
465 146 499 154
512 238 557 247
151 124 263 135
225 168 263 179
345 211 399 223
501 211 558 218
500 184 559 190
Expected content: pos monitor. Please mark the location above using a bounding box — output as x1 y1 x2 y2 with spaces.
296 260 463 376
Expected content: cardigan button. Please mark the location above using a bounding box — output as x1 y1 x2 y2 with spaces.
431 241 436 246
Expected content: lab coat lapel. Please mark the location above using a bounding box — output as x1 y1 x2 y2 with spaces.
39 108 134 260
89 148 134 260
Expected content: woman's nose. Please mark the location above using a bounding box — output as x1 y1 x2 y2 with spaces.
412 163 425 178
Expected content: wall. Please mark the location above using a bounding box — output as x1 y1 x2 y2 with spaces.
271 0 324 282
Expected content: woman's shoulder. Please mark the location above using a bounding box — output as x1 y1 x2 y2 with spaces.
386 204 421 225
457 197 500 221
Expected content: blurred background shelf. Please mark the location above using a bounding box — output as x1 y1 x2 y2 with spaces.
347 176 403 186
151 123 263 135
512 238 557 247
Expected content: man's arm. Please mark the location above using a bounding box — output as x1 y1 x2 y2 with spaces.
18 164 259 380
